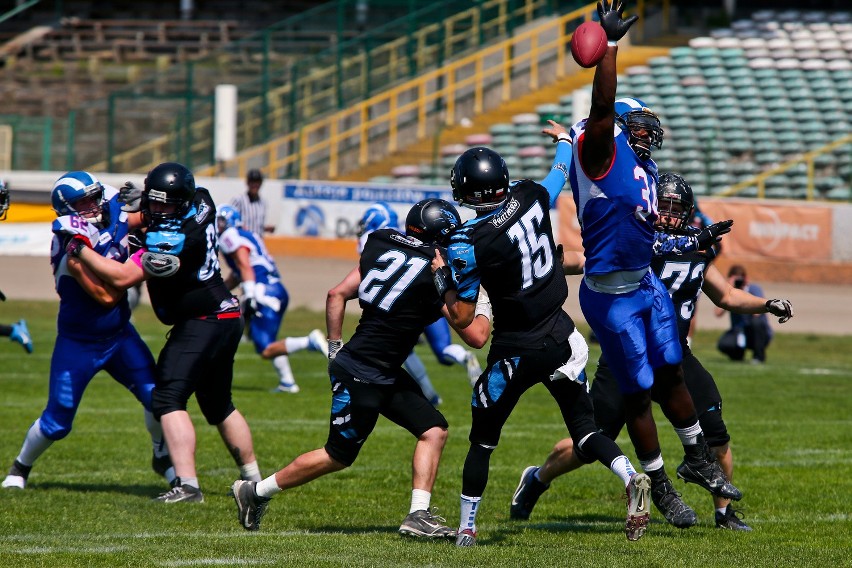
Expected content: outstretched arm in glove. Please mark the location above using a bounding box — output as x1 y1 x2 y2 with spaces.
702 264 793 323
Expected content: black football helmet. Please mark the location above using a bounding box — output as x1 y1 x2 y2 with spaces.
614 97 664 161
0 179 9 221
405 198 461 246
450 147 510 212
142 162 196 223
655 172 694 233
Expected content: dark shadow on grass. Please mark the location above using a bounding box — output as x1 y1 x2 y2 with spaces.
34 480 169 498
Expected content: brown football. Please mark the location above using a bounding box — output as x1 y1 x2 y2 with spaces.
571 21 608 68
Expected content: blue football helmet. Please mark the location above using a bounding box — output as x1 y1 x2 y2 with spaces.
614 97 664 161
357 201 399 237
0 179 9 221
216 204 242 234
51 171 107 225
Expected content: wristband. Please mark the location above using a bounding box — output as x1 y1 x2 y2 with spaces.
556 133 570 143
433 265 456 298
607 40 617 46
242 280 257 300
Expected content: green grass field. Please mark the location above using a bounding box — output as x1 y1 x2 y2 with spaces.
1 299 850 567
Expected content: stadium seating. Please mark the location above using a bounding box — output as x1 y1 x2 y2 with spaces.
372 10 852 201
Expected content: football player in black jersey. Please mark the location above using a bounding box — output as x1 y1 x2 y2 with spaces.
436 141 653 545
509 173 794 531
71 162 263 503
229 199 483 538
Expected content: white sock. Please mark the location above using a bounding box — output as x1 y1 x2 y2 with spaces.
410 489 431 514
240 461 262 482
17 419 54 466
640 454 665 474
273 355 296 385
459 494 481 532
716 506 728 515
675 422 703 446
180 476 199 489
609 455 637 487
442 344 468 365
256 474 282 498
284 337 310 353
144 411 169 457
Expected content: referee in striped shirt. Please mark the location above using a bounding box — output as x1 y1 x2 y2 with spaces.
230 169 275 236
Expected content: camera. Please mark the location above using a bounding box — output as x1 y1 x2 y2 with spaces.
734 278 745 289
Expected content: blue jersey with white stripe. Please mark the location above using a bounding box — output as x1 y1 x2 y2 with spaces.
51 187 132 340
218 226 281 286
568 120 659 275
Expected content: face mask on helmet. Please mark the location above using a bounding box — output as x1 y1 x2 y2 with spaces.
142 162 196 226
654 173 694 233
51 171 107 226
451 147 510 212
614 98 664 161
405 198 461 247
0 181 9 221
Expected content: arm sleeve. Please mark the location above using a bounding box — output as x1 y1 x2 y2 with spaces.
539 140 573 207
447 240 480 303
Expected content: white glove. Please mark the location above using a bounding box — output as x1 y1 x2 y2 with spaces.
550 329 589 383
328 339 343 360
765 299 793 323
253 282 282 313
474 287 492 321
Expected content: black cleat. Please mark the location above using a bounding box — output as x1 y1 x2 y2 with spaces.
510 466 550 520
231 480 270 531
716 505 752 531
651 477 698 528
677 447 742 501
154 478 204 503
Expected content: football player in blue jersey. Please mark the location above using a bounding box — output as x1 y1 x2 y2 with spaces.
230 199 481 538
436 133 653 543
71 163 263 503
2 171 174 490
216 205 327 394
357 202 483 405
511 172 794 530
0 180 34 354
567 3 743 516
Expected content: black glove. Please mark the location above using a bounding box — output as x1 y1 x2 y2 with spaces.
765 299 794 323
597 0 639 43
696 219 733 250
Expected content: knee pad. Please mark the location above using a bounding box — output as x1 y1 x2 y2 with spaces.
197 394 236 425
38 413 72 441
151 386 188 420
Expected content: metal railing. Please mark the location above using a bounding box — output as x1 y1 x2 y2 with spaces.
718 134 852 201
197 1 600 180
87 0 569 174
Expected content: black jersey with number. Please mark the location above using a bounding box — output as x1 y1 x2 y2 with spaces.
146 188 236 325
337 229 443 381
651 248 715 345
447 181 572 346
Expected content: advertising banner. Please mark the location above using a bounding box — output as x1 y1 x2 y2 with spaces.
699 201 832 260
